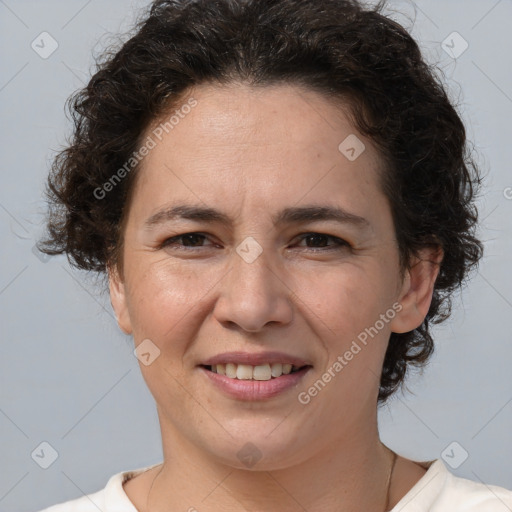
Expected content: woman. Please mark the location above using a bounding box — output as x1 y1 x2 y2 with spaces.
37 0 512 510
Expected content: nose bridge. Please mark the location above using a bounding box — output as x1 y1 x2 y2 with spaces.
213 235 293 331
233 236 275 292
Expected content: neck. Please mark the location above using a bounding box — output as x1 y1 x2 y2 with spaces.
146 414 394 512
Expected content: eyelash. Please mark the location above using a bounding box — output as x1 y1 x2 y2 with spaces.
159 232 350 252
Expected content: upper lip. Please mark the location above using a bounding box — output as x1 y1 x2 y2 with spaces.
201 351 312 367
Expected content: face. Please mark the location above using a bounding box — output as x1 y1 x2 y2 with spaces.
110 83 439 470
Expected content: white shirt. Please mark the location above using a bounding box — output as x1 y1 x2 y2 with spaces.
38 459 512 511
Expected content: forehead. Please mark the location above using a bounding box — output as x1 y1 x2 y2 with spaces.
130 83 387 226
147 82 373 157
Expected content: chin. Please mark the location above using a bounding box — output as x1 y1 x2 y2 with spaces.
197 423 311 471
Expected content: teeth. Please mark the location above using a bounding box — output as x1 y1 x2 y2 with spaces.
270 363 282 377
236 364 253 380
226 363 237 379
209 362 302 380
253 364 272 381
282 363 292 375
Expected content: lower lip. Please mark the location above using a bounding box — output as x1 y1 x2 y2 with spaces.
200 366 311 400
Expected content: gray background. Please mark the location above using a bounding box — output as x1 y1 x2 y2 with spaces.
0 0 511 510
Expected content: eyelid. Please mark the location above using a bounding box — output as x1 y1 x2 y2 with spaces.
294 232 351 250
159 231 351 251
159 232 213 249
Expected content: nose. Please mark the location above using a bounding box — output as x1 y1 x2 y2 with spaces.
212 245 293 333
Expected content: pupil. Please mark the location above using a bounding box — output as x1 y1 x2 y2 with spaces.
307 234 327 247
184 234 203 246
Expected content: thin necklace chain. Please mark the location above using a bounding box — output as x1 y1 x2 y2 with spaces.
145 447 398 512
383 448 398 512
145 463 163 512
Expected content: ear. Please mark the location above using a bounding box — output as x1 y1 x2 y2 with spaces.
108 265 133 335
390 246 443 334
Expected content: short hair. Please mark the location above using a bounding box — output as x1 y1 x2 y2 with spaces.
39 0 483 403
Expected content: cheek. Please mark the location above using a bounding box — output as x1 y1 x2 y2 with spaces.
124 248 398 358
293 263 392 339
124 260 212 344
124 264 210 400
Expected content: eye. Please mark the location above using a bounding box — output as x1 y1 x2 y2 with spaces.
160 232 215 250
293 233 350 251
158 232 350 253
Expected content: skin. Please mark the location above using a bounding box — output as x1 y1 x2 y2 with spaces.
109 83 442 512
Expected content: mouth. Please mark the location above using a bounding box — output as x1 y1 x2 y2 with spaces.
201 362 308 380
198 358 312 400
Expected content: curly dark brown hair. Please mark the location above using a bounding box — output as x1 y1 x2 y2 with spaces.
39 0 483 403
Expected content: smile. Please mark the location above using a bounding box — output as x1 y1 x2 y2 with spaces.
204 362 303 380
200 364 312 400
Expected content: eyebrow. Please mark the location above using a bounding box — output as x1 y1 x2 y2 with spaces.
144 203 371 231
